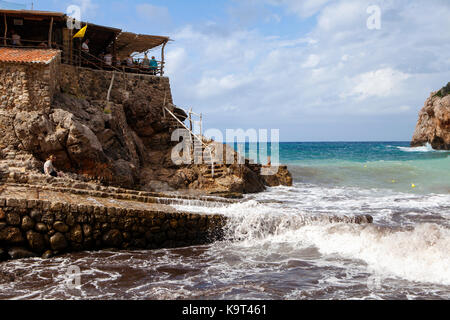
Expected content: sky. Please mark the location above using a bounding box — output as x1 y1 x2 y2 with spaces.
6 0 450 141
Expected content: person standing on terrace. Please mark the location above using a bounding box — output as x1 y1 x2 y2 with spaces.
150 56 158 75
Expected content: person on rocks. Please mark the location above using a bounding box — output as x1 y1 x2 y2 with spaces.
44 155 59 178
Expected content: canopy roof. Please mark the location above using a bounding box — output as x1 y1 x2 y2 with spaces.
0 9 171 55
0 9 66 21
115 32 169 58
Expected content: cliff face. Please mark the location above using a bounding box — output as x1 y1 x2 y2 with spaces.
0 65 292 195
411 83 450 150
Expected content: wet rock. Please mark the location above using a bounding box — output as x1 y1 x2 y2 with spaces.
102 229 123 247
42 250 54 259
50 232 68 251
69 224 83 243
0 227 24 244
82 224 92 237
53 221 69 233
35 223 48 233
8 247 37 259
26 231 46 253
6 212 21 226
21 216 35 231
0 248 8 261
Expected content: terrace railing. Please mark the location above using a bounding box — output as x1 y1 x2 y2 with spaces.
0 38 165 76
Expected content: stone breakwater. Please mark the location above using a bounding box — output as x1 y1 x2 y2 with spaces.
0 196 226 261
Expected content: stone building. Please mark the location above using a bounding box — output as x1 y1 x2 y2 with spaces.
0 47 61 111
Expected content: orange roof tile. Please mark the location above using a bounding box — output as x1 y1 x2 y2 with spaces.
0 48 60 65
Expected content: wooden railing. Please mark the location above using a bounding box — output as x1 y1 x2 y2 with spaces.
0 38 165 76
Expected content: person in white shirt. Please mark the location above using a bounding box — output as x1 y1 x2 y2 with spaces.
11 30 22 46
81 39 90 53
104 52 112 66
44 155 58 177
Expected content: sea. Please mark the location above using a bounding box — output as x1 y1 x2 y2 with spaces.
0 141 449 300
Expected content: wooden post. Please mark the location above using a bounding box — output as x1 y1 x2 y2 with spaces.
189 108 193 132
160 40 167 76
3 13 7 46
199 113 203 138
48 17 54 48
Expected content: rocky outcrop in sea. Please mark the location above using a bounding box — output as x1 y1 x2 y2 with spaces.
411 83 450 150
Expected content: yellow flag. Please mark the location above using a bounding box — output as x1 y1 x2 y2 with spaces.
73 25 87 39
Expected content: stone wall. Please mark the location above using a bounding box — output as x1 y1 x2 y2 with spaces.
0 54 60 111
59 64 173 107
0 197 226 261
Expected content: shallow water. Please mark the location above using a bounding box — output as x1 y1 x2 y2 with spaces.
0 142 449 300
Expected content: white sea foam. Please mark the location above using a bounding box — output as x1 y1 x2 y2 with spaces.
397 143 447 153
173 183 450 286
286 223 450 285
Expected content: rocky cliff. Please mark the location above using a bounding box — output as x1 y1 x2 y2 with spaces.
411 83 450 150
0 65 292 196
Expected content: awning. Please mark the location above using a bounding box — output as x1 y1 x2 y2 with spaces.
115 32 169 58
0 9 66 21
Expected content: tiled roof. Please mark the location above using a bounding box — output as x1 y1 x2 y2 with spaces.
0 48 60 65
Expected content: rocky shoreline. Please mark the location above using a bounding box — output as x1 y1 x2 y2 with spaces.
0 181 228 261
0 59 297 261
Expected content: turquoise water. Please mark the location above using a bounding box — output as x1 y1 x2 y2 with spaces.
239 142 450 194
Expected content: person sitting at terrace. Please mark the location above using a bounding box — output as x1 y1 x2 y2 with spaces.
149 56 158 75
126 55 134 67
115 55 121 67
44 155 59 178
142 54 150 69
11 30 22 46
104 52 113 66
82 39 90 53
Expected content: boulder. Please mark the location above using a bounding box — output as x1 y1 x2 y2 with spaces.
102 229 123 247
26 231 46 253
8 247 37 259
6 212 21 226
50 232 68 251
21 216 35 231
0 227 24 244
53 221 69 233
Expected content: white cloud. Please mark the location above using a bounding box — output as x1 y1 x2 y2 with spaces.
302 54 321 68
136 4 171 25
165 0 450 139
341 68 411 100
268 0 335 18
74 0 99 20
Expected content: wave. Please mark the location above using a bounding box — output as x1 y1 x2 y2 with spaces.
290 223 450 286
174 192 450 286
397 143 447 153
